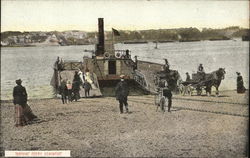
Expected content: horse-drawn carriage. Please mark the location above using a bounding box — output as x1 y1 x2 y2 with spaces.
179 68 226 96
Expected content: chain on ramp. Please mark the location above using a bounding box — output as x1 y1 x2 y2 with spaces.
128 99 249 118
172 97 248 105
174 106 249 118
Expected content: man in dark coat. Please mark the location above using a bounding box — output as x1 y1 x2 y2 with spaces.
236 72 246 93
13 79 37 127
115 75 129 114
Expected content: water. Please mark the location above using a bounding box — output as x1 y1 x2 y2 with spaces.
1 40 249 100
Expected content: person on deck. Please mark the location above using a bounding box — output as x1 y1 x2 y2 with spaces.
115 75 129 114
236 72 246 93
186 72 191 82
133 56 138 70
125 49 130 59
164 59 170 72
13 79 38 127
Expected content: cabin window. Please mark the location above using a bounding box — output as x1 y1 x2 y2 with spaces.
108 60 116 74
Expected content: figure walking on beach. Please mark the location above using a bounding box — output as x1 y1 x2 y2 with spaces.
236 72 246 93
13 79 38 127
115 75 129 114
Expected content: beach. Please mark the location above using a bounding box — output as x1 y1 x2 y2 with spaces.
1 90 248 157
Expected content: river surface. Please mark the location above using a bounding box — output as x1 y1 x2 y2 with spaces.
1 40 249 100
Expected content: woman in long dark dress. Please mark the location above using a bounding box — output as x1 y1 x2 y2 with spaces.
13 79 38 127
236 72 246 93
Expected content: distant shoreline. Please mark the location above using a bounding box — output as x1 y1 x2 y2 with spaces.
1 39 242 48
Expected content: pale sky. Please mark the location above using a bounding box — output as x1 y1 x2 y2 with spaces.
1 0 249 32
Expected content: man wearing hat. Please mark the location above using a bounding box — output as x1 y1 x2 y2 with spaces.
236 72 246 93
115 75 129 114
13 79 37 127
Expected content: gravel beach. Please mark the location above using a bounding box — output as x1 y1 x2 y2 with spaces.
1 90 248 157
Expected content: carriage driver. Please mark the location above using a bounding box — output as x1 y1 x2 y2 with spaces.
198 64 204 72
197 64 205 80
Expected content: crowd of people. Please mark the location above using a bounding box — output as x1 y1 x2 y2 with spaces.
59 69 93 104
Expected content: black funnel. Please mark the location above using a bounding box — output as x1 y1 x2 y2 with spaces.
96 18 105 56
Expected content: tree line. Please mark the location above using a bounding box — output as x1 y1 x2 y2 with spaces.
1 26 249 45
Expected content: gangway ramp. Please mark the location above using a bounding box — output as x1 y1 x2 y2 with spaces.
59 70 102 97
133 69 158 94
133 60 164 94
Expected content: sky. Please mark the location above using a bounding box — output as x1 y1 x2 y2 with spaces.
1 0 249 32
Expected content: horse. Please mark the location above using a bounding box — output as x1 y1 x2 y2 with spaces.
204 68 226 96
154 69 182 92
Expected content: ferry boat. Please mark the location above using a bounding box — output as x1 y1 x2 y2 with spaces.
51 18 181 97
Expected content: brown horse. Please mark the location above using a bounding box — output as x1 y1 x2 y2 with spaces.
154 69 182 92
204 68 226 96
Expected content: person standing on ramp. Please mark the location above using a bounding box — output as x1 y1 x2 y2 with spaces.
115 75 129 114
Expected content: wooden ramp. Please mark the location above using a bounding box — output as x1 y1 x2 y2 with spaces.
133 69 158 94
133 60 164 94
59 70 102 97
